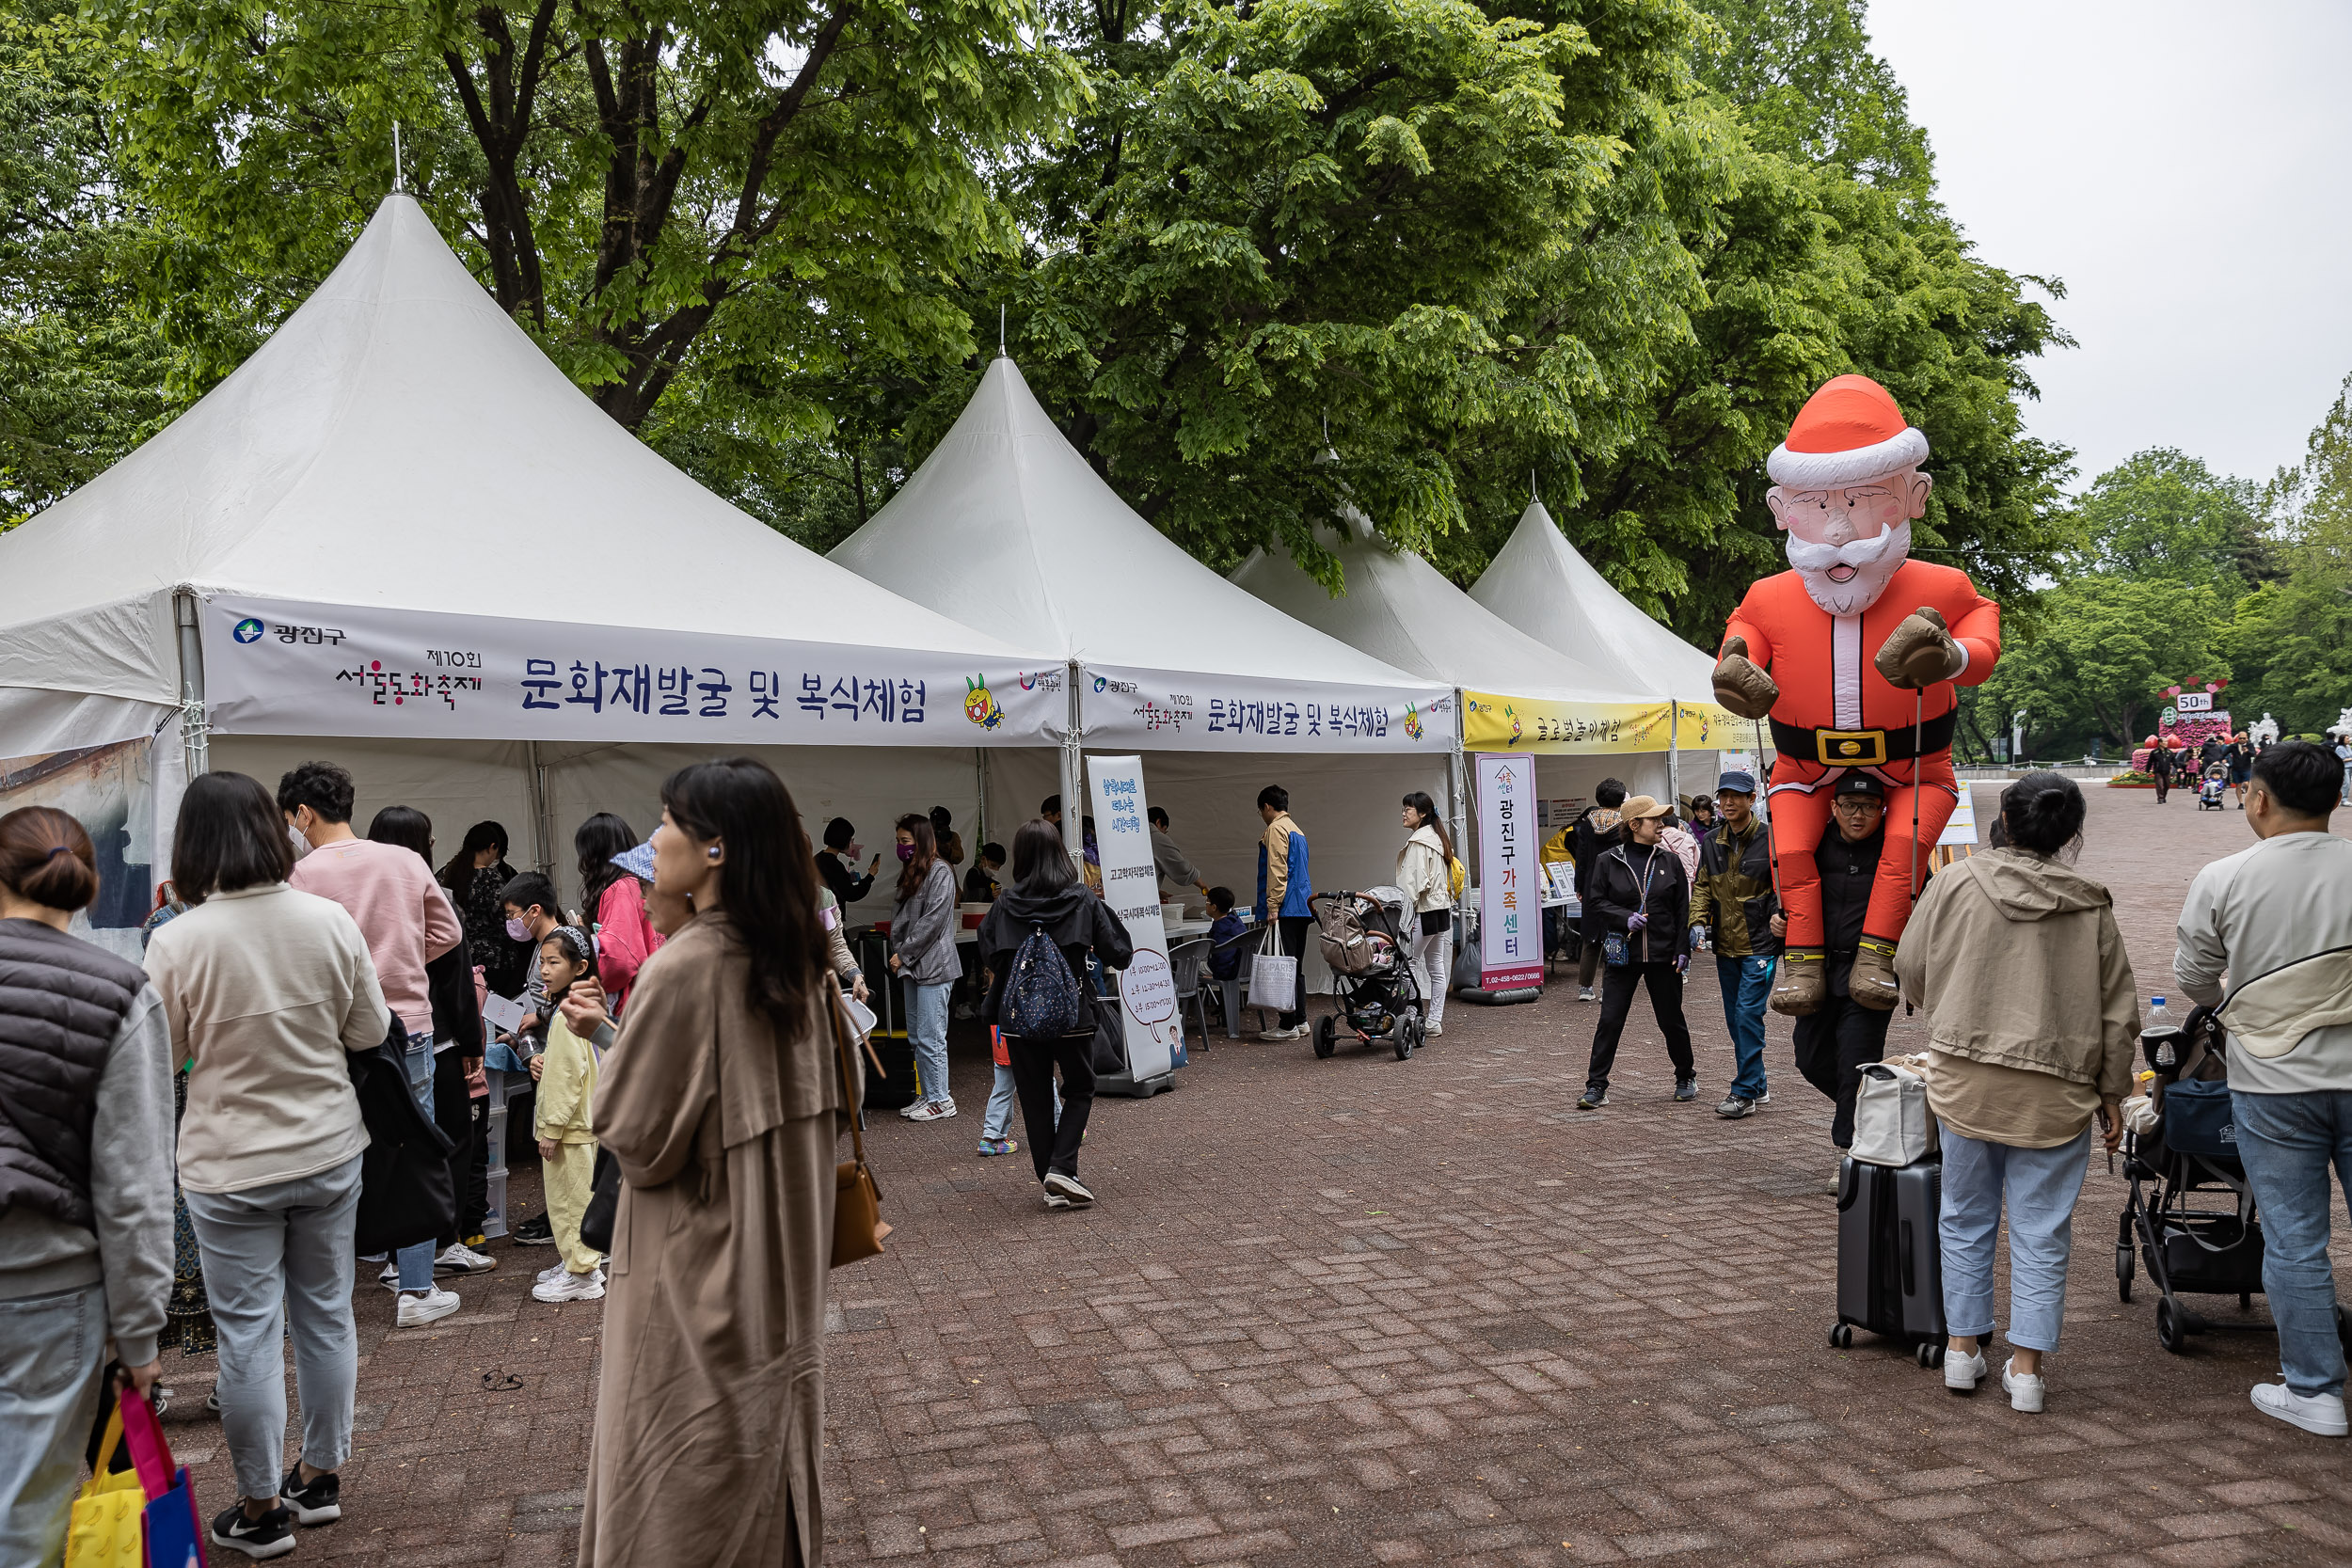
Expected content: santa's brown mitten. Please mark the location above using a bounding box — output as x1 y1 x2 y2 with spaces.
1874 607 1964 689
1712 636 1779 720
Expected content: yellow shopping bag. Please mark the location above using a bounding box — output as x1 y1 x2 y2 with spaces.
63 1406 145 1568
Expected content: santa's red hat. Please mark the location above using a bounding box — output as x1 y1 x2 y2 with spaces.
1767 374 1931 489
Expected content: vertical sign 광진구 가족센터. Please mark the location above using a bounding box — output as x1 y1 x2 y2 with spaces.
1475 752 1542 990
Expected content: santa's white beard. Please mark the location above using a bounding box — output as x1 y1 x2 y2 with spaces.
1787 522 1911 615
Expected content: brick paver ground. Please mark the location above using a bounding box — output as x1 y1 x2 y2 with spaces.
152 782 2352 1565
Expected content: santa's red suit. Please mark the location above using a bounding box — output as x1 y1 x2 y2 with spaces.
1724 562 1998 947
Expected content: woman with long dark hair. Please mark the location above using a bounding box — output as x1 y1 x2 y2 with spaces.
0 808 173 1567
145 773 386 1555
576 811 661 1016
565 758 841 1568
437 819 530 997
365 807 493 1279
1396 790 1455 1038
1897 772 2135 1415
887 811 960 1124
976 818 1135 1209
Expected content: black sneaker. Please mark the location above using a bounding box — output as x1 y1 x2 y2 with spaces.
1576 1087 1608 1109
212 1502 297 1559
1714 1095 1756 1119
513 1212 555 1245
281 1467 342 1525
1673 1079 1699 1102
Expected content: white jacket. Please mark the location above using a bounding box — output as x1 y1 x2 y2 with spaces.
1396 825 1451 914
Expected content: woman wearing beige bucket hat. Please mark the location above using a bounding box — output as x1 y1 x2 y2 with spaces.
1578 795 1699 1109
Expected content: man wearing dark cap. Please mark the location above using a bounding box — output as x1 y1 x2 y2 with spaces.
1692 769 1779 1118
1772 771 1894 1185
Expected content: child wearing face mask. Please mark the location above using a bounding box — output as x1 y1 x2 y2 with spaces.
531 926 607 1301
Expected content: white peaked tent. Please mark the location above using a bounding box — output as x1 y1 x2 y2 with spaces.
1470 499 1743 799
1232 517 1681 811
829 356 1455 906
0 194 1062 929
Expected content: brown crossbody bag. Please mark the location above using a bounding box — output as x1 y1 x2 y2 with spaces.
828 974 891 1267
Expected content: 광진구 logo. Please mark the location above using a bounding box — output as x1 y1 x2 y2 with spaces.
231 617 265 644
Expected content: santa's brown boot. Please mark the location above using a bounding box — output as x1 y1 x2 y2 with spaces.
1770 951 1825 1017
1849 938 1902 1011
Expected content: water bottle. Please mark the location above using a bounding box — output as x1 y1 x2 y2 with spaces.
2149 994 2176 1067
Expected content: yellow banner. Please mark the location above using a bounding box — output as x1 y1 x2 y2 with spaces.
1673 700 1773 752
1462 691 1676 753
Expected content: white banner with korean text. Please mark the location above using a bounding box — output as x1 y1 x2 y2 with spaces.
199 596 1065 746
1087 753 1180 1080
1474 752 1543 990
1078 662 1454 753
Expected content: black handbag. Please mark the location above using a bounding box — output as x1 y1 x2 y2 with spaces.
348 1015 457 1257
1087 992 1127 1075
578 1146 622 1255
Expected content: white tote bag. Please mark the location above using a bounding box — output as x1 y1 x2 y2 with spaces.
1850 1063 1938 1167
1248 922 1298 1016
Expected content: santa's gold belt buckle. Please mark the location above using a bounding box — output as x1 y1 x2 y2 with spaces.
1815 728 1888 765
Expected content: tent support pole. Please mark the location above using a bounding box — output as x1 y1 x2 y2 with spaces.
1061 661 1084 859
975 748 989 863
1668 704 1680 808
172 589 210 780
526 741 557 881
1447 704 1468 906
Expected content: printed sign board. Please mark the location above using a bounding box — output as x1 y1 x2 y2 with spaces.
1473 752 1543 990
1087 753 1180 1079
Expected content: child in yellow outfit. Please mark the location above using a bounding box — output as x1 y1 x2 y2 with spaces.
532 927 605 1302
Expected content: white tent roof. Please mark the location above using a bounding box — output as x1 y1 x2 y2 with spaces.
1470 499 1718 705
1229 517 1642 705
0 193 1043 747
829 356 1435 693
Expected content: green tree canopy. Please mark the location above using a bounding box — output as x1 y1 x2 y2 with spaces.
2069 447 2277 600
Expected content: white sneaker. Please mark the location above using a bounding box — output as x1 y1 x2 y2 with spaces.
2251 1382 2349 1436
1423 1022 1443 1037
1256 1024 1306 1041
532 1269 607 1303
436 1243 497 1275
1944 1346 1986 1393
395 1285 461 1327
1577 987 1596 1003
536 1260 572 1284
906 1099 958 1122
1043 1171 1095 1207
378 1260 399 1291
2001 1357 2045 1413
1756 1089 1772 1105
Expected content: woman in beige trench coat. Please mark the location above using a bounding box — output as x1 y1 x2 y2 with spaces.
564 758 843 1567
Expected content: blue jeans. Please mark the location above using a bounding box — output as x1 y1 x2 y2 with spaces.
0 1283 105 1568
1939 1127 2090 1353
184 1154 363 1500
903 978 953 1108
394 1030 437 1291
2231 1089 2352 1397
1716 953 1774 1101
984 1062 1019 1139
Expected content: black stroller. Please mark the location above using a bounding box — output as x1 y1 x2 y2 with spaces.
1308 887 1426 1060
2120 1004 2352 1354
2118 1005 2266 1351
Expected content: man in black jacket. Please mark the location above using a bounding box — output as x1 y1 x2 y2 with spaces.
1568 778 1628 1002
2150 740 2176 803
1772 773 1892 1183
1692 769 1779 1119
1578 795 1696 1109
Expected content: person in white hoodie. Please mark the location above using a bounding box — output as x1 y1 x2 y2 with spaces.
1394 793 1454 1038
2176 738 2352 1439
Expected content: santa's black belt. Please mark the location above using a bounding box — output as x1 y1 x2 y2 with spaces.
1771 711 1955 767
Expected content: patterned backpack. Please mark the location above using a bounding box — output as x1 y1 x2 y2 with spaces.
1001 925 1084 1037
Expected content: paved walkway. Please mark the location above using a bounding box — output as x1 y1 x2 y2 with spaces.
156 783 2352 1565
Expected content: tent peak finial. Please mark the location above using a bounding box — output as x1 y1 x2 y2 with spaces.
391 121 405 195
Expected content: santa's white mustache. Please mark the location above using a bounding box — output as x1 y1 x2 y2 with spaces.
1785 524 1908 578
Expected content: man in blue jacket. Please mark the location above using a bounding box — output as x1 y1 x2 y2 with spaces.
1254 786 1313 1040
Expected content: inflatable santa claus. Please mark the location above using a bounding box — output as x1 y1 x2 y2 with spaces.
1711 374 2000 1015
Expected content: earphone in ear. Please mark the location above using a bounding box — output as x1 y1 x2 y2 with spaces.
706 845 722 862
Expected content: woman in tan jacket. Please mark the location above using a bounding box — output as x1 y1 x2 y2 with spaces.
1895 771 2136 1415
565 758 843 1567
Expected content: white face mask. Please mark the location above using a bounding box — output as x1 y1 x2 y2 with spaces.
286 823 312 862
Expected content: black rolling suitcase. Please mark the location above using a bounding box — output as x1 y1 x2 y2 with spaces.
1832 1154 1948 1367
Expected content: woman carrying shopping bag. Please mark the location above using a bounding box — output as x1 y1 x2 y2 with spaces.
1895 771 2137 1413
1394 792 1454 1039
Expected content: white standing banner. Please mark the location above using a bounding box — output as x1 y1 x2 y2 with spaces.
1087 753 1181 1079
1079 661 1454 753
200 595 1065 746
1473 752 1542 990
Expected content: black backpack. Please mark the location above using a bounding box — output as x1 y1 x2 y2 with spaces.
1001 925 1084 1038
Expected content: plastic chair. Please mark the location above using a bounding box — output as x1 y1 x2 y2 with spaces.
1167 938 1214 1052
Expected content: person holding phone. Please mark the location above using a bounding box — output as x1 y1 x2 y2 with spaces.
817 816 879 909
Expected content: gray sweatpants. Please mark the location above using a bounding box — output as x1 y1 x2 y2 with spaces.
183 1154 363 1500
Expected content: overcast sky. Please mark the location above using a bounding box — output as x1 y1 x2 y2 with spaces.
1866 1 2352 493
